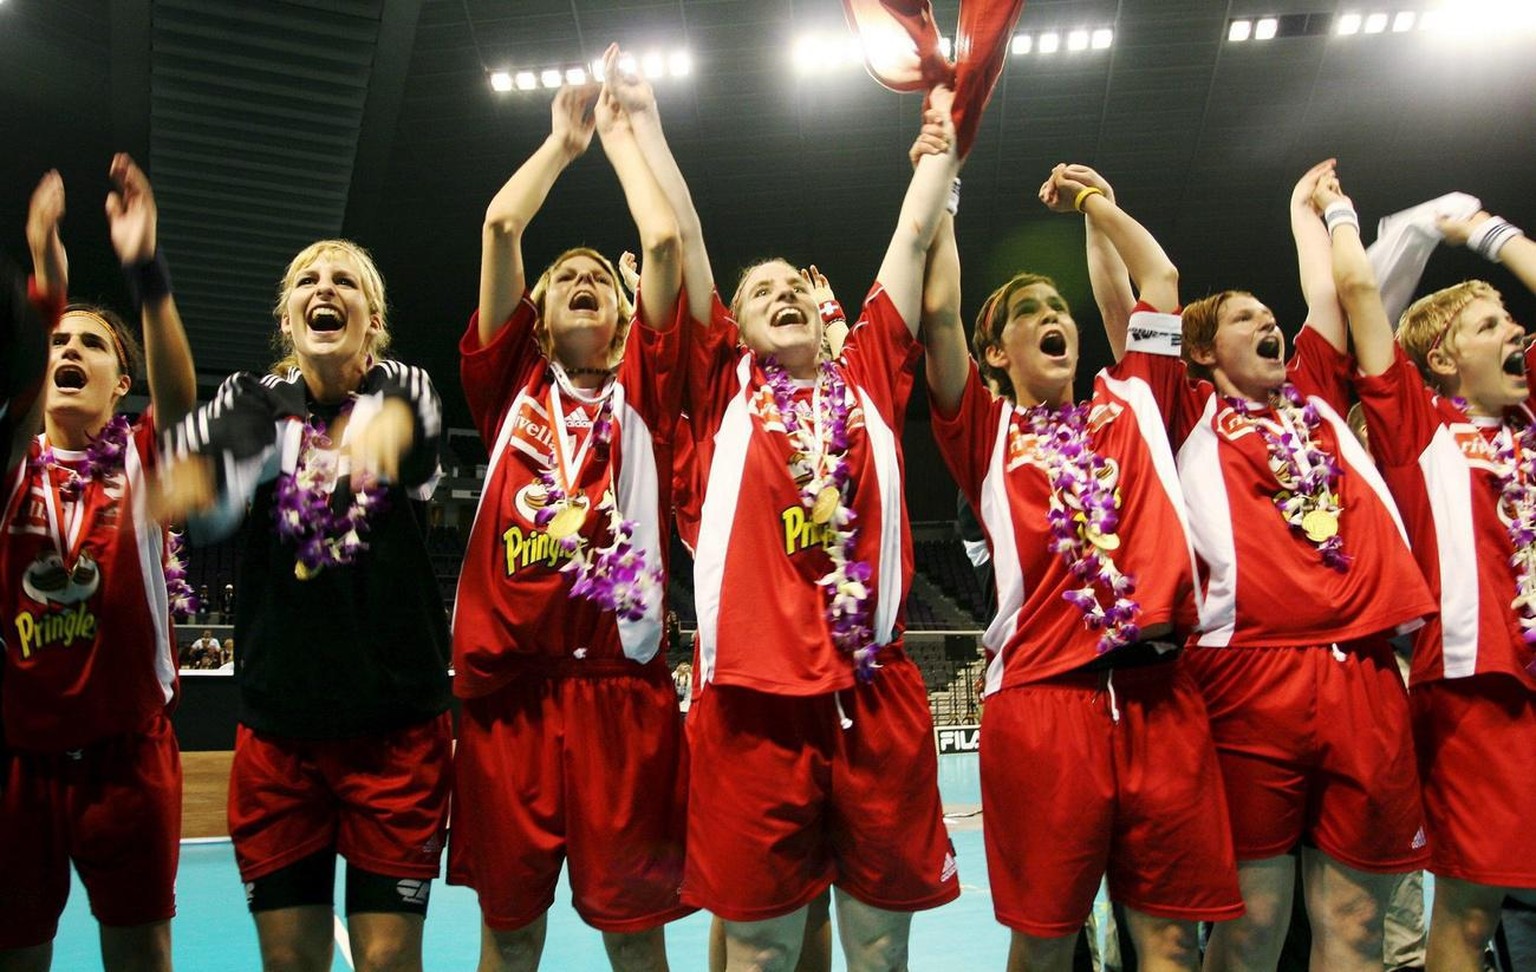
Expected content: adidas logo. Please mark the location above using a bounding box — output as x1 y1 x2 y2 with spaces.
244 882 256 905
396 879 431 907
940 851 958 883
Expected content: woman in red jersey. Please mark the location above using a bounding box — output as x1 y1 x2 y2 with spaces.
1322 168 1536 972
1072 159 1436 972
447 46 694 972
921 161 1243 971
1 156 196 972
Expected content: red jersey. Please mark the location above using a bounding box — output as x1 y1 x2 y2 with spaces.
452 293 684 698
687 288 921 696
1128 321 1435 648
932 338 1198 694
1 414 178 750
1354 343 1536 688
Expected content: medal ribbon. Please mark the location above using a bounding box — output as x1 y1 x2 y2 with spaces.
546 363 613 505
38 442 94 568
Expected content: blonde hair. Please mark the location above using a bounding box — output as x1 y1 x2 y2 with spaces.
1397 280 1503 390
971 272 1059 401
529 247 633 367
1180 290 1252 382
270 239 390 374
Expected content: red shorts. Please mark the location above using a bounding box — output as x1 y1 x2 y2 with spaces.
0 712 181 948
228 712 452 883
447 665 691 933
1412 674 1536 887
982 663 1243 936
683 655 959 922
1185 639 1427 872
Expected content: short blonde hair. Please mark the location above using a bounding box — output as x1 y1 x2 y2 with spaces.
1180 290 1251 382
530 247 633 367
271 239 390 374
1397 279 1503 390
971 271 1059 402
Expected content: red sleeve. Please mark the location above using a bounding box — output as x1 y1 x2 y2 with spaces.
1288 326 1354 416
1353 345 1444 469
683 291 748 442
839 285 924 432
617 289 687 433
929 361 1001 511
1115 304 1207 449
459 295 541 444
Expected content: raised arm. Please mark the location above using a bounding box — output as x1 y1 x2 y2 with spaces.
1040 164 1136 359
1439 210 1536 298
608 47 716 326
1291 158 1347 351
1309 169 1394 376
594 49 681 331
107 153 197 427
877 86 961 336
901 102 968 414
1043 165 1179 315
26 169 67 302
479 84 598 344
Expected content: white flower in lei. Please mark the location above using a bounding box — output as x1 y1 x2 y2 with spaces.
1022 402 1141 652
1224 385 1351 571
1489 420 1536 669
761 357 878 680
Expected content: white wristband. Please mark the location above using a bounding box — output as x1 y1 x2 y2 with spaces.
1125 311 1183 357
1324 201 1360 236
946 178 961 216
1468 215 1525 263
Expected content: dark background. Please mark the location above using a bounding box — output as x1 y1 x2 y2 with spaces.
5 0 1534 520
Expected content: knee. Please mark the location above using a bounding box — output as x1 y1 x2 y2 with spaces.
1317 892 1385 955
844 929 909 972
485 924 545 965
351 942 418 972
602 928 667 972
259 943 330 972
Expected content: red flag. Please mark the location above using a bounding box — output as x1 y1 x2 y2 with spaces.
842 0 1027 157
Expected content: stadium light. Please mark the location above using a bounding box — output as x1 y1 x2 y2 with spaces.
1393 11 1417 31
1255 17 1279 40
1337 13 1363 35
540 68 562 89
489 71 513 93
1091 28 1114 49
1011 33 1033 54
1364 12 1389 33
1038 31 1060 53
1067 29 1090 51
1229 19 1252 41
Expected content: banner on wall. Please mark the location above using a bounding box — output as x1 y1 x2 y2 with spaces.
934 723 980 755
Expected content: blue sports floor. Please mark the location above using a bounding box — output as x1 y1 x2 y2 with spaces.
56 753 1021 970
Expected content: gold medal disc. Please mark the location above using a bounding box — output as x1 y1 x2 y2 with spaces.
547 502 588 539
294 561 318 581
1086 527 1121 551
811 486 840 524
1301 508 1339 542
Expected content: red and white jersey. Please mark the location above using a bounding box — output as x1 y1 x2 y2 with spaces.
688 288 921 695
932 344 1198 695
1354 343 1536 688
0 414 178 751
1129 320 1435 647
452 292 684 699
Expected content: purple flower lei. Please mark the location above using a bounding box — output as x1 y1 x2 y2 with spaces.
164 530 199 619
1487 419 1536 669
30 414 133 501
1020 402 1141 652
529 399 665 622
762 357 879 680
1224 385 1352 572
273 415 389 580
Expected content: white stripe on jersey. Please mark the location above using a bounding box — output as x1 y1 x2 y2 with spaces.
452 377 526 635
1102 371 1204 620
1178 396 1239 647
124 431 177 705
978 405 1016 697
612 383 664 664
693 355 754 687
859 385 902 646
1421 425 1482 677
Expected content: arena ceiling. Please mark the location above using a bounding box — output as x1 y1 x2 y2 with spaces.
4 0 1534 430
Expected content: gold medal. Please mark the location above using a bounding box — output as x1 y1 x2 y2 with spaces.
525 483 549 508
1085 526 1121 551
1301 508 1339 542
812 485 840 524
295 561 318 581
547 501 588 539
